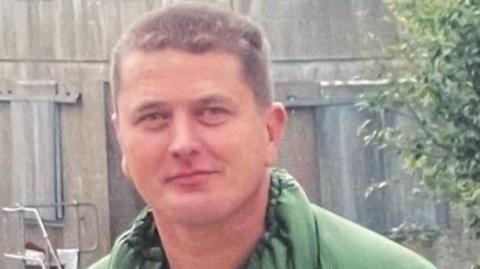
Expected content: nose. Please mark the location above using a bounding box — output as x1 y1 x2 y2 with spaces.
168 113 200 160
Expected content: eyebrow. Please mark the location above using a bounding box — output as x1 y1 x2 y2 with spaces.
132 100 170 114
197 94 236 107
130 94 237 115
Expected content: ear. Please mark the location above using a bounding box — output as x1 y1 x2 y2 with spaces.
112 113 131 178
265 102 287 166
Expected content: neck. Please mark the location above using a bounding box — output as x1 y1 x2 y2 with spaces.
153 180 270 269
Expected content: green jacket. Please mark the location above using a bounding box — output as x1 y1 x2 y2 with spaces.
89 170 437 269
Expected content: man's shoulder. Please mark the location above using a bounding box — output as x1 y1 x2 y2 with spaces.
310 205 437 269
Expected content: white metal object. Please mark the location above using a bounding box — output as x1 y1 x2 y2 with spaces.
3 206 62 269
4 253 47 269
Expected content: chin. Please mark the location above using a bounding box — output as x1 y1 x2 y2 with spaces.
171 204 233 226
157 194 234 225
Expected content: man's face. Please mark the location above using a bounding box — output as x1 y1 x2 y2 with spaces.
115 49 286 225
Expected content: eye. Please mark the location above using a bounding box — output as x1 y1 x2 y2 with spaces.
143 112 168 121
198 106 230 125
137 111 171 129
205 107 227 115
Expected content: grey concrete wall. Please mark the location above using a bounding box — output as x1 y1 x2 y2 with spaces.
248 0 396 61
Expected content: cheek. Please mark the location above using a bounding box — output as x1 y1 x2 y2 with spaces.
124 133 168 167
210 123 268 164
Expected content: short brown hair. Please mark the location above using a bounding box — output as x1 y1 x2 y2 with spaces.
111 3 273 111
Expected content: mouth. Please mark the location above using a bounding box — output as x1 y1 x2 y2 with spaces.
165 170 219 185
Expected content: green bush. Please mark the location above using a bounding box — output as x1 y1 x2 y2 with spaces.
360 0 480 232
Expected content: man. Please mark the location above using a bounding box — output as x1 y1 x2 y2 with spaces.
90 3 437 269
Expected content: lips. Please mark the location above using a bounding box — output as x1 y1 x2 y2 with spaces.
165 170 218 185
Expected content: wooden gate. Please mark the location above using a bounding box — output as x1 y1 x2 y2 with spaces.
276 81 448 235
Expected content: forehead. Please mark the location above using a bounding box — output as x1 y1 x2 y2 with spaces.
120 49 245 88
117 49 256 111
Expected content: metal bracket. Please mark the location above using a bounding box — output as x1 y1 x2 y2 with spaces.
0 80 80 104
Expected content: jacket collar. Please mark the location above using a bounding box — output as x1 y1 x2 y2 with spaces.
113 169 319 269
